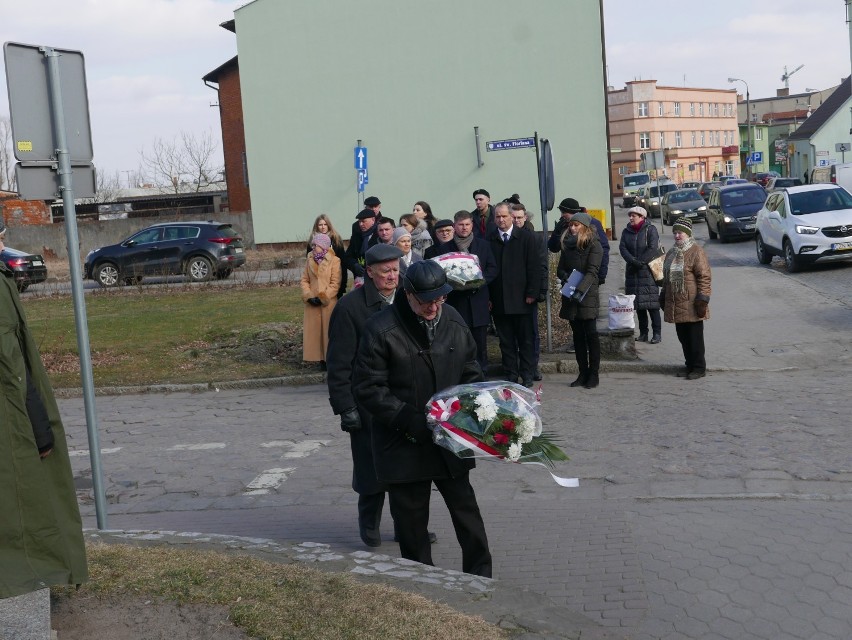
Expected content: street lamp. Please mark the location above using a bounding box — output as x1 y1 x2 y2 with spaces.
728 77 753 176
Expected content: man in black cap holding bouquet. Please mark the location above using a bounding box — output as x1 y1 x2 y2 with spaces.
354 260 492 577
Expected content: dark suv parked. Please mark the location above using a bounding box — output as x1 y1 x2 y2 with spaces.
84 221 246 287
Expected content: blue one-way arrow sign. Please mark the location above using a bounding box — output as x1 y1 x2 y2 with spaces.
486 137 535 151
354 146 368 170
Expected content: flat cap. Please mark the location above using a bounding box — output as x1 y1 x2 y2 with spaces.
355 208 375 220
434 218 454 230
364 196 381 207
365 243 404 265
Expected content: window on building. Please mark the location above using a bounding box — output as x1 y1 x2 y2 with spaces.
755 128 763 141
698 103 704 116
715 131 721 146
638 102 648 117
691 131 696 146
700 131 705 146
713 103 719 116
639 132 650 149
659 132 665 148
658 102 664 116
725 160 735 175
675 131 682 147
674 102 681 116
690 102 695 116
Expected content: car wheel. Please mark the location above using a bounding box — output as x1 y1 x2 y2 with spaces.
186 256 214 282
718 227 729 244
706 220 718 240
783 240 801 273
755 234 772 265
95 262 121 287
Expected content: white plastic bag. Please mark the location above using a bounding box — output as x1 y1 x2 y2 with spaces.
608 294 636 330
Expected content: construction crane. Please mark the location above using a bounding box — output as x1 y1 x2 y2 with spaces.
781 64 804 89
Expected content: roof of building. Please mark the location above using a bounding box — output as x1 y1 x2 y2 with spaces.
789 76 851 140
202 56 238 84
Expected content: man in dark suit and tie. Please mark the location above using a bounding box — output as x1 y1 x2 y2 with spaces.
486 202 541 387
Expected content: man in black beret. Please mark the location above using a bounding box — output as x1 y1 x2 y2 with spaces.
471 188 496 239
328 243 404 548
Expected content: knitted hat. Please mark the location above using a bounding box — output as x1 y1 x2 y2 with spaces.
557 197 583 213
312 233 331 250
672 217 693 237
570 211 592 227
392 227 412 244
627 206 647 218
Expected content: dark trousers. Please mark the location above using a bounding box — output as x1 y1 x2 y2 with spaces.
637 308 662 336
568 317 600 373
470 325 488 375
531 302 541 365
675 321 706 372
358 492 385 543
492 312 536 383
388 475 492 578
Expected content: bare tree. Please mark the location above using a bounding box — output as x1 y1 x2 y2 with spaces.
80 168 123 204
138 129 224 194
0 116 16 192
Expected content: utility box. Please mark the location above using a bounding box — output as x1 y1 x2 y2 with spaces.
588 208 608 230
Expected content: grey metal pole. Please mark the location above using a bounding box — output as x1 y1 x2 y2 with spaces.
43 47 108 529
746 87 753 176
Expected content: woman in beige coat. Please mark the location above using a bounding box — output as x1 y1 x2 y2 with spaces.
660 218 711 380
301 233 341 367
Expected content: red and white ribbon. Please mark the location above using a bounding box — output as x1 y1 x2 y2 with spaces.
428 398 458 423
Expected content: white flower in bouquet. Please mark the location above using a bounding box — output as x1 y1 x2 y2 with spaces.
474 392 498 423
507 442 522 462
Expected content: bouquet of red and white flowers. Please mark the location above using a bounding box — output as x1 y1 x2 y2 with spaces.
430 252 485 291
426 381 577 486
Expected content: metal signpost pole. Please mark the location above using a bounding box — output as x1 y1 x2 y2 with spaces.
43 47 108 529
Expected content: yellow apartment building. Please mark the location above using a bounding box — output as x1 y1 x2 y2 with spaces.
608 80 741 193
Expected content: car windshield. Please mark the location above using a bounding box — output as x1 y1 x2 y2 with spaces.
624 174 649 188
669 190 700 203
721 188 766 206
789 188 852 214
650 184 676 197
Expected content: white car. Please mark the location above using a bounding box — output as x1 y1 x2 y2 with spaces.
754 184 852 272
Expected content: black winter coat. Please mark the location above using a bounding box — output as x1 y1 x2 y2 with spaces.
434 235 498 328
353 295 483 484
326 278 390 494
618 221 661 311
472 204 496 239
486 226 541 315
556 234 602 321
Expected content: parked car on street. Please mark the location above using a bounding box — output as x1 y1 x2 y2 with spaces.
766 176 803 192
622 192 639 208
679 181 701 190
754 183 852 272
696 181 721 202
635 181 678 217
705 183 767 242
717 175 739 185
84 221 246 287
0 246 48 291
659 189 707 225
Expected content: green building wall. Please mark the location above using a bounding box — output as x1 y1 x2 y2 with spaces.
234 0 611 243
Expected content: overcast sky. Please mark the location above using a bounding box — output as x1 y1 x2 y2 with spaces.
1 0 850 181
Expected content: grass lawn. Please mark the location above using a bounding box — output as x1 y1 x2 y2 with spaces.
22 283 312 389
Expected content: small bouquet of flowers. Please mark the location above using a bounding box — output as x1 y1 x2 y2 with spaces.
430 252 485 291
426 381 577 486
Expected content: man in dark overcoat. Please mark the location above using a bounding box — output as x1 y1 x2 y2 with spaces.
353 260 492 577
343 208 379 281
434 209 497 374
327 243 403 547
486 202 541 387
471 188 496 239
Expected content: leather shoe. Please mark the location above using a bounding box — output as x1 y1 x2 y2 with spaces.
533 370 542 381
676 369 691 378
522 379 534 389
635 333 648 342
649 334 661 344
569 373 587 388
360 532 381 548
686 370 706 380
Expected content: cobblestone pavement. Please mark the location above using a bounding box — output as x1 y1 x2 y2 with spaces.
56 229 852 639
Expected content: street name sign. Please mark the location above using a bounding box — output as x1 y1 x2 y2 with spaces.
486 137 535 151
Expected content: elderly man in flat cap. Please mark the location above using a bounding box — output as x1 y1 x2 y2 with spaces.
327 243 437 547
424 219 454 259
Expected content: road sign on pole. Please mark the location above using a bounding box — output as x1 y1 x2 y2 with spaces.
486 137 535 151
354 146 367 170
357 169 366 193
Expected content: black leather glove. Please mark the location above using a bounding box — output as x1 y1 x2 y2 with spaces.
632 259 645 269
537 292 547 303
395 404 431 444
694 299 708 317
308 297 322 306
339 408 361 433
598 277 606 286
570 289 584 302
658 290 666 307
554 217 568 231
